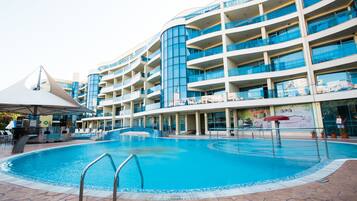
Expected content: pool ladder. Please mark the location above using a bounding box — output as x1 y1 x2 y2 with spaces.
79 153 144 201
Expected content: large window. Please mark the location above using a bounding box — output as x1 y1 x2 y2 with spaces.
161 25 188 108
208 112 226 130
274 78 309 97
316 70 357 94
86 73 101 116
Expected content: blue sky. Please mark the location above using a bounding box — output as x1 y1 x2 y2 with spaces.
0 0 211 90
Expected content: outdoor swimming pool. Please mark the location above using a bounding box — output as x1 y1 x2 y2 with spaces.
1 136 357 193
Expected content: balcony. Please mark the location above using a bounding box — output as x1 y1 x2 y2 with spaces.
225 4 296 29
103 112 112 117
229 64 270 76
187 68 224 83
187 24 221 40
308 9 357 34
100 85 114 94
316 82 357 95
303 0 320 8
187 46 223 61
134 106 145 113
184 3 220 20
312 42 357 64
146 102 161 111
147 50 160 60
224 0 253 8
147 66 161 77
227 29 301 51
119 110 131 116
99 98 113 106
147 85 161 94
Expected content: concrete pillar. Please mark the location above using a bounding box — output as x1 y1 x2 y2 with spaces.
195 111 201 136
204 113 208 135
233 109 238 135
129 101 134 127
142 115 146 128
168 115 172 132
225 108 231 136
103 120 107 131
159 114 163 131
111 105 116 130
185 114 188 133
175 113 180 135
312 102 324 133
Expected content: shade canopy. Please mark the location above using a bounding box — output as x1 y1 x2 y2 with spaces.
264 116 290 122
0 66 92 115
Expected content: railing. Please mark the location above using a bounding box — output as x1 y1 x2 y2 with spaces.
187 46 223 61
226 4 296 29
224 0 253 8
79 153 116 201
184 3 220 20
187 24 222 40
114 83 123 89
100 85 114 94
304 0 320 8
134 106 145 113
147 85 161 94
147 66 161 77
147 49 160 60
227 29 301 51
316 83 357 94
104 112 113 117
312 42 357 64
146 102 161 111
188 69 224 83
113 154 144 201
119 110 131 116
308 9 357 34
229 58 305 76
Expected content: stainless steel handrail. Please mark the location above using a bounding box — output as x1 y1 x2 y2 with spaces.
113 154 144 201
79 153 116 201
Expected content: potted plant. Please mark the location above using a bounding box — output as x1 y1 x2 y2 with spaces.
341 129 349 139
311 130 317 138
320 130 325 138
331 132 337 138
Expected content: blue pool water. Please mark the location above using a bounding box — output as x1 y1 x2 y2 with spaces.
1 136 357 192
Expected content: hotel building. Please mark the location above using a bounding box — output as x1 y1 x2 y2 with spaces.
81 0 357 136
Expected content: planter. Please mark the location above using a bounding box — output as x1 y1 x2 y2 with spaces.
331 133 337 138
311 131 317 138
341 133 349 139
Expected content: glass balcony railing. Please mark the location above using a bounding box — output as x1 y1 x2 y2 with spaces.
229 64 269 76
119 110 131 116
147 85 161 94
187 46 223 61
104 112 112 117
272 58 306 71
147 49 161 60
312 42 357 64
308 9 357 34
134 106 145 113
187 24 222 40
303 0 320 8
271 86 311 98
114 68 124 75
184 4 220 20
224 0 253 8
147 66 161 77
316 82 357 94
226 4 296 29
188 69 224 83
146 102 161 111
227 29 301 51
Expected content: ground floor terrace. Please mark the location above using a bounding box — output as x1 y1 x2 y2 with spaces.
81 98 357 138
0 139 357 201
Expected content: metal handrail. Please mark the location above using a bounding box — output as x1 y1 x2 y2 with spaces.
79 153 116 201
113 154 144 201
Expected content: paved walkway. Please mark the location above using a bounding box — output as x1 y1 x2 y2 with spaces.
0 140 356 201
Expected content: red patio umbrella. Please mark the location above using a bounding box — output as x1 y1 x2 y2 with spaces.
264 115 290 147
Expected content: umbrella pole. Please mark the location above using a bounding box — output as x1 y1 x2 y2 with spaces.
275 121 282 147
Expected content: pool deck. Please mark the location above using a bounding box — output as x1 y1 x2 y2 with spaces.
0 139 357 201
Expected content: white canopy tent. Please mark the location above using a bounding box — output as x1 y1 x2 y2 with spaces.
0 66 92 115
0 66 92 153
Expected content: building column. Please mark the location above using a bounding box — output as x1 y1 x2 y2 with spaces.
175 113 180 135
143 115 146 128
185 114 188 133
129 101 134 127
195 111 201 136
225 108 231 136
312 102 324 133
103 120 107 131
233 109 238 135
168 115 172 133
204 113 208 135
159 114 163 131
111 105 116 130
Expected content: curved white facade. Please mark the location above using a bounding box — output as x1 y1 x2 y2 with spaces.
82 0 357 137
